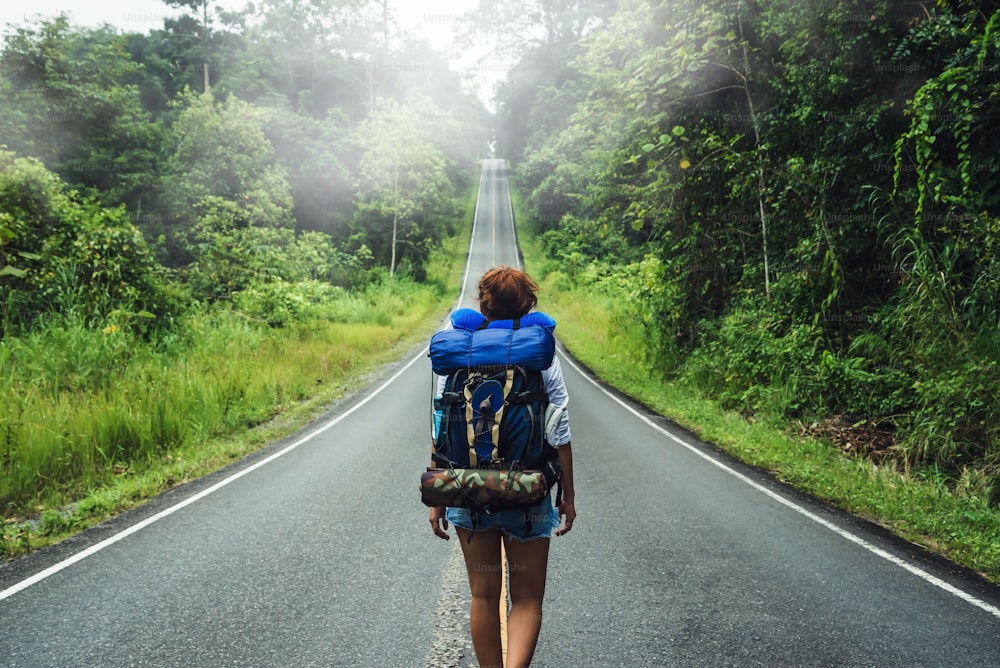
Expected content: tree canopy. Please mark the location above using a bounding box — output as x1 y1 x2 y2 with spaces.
488 0 1000 490
0 1 489 332
6 0 998 494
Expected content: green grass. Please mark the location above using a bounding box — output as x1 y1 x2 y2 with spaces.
515 204 1000 585
0 296 445 558
0 185 477 561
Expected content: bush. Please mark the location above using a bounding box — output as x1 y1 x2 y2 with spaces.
682 300 823 418
234 278 345 327
0 150 175 335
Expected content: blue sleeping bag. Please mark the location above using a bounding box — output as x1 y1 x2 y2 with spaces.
429 308 556 374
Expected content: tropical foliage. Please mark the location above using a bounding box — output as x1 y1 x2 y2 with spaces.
0 2 487 334
491 0 1000 501
0 1 486 520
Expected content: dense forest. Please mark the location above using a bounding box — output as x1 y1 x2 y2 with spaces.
0 0 488 335
0 0 488 525
2 0 999 550
490 0 1000 501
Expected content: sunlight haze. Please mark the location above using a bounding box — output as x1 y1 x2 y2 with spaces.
0 0 499 103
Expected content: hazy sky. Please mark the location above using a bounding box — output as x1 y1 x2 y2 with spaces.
0 1 471 46
0 0 503 103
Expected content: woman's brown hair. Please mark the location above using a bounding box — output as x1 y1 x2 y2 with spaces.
477 266 539 320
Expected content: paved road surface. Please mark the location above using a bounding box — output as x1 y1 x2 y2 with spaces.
2 159 999 667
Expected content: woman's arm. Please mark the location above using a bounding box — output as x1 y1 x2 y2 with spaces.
555 442 576 536
429 432 450 540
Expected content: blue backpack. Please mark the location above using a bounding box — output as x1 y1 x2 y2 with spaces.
429 309 561 508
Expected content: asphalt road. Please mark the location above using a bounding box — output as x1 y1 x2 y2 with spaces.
2 159 999 667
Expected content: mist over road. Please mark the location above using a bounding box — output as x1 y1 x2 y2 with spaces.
1 160 999 667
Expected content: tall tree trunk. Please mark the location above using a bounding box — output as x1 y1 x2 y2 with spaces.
738 11 771 301
390 161 399 276
202 1 211 93
380 0 390 48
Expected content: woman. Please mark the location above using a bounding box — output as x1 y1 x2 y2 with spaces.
429 266 576 668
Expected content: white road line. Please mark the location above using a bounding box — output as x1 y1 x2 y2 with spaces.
500 162 523 272
491 160 497 267
557 349 1000 620
478 158 999 620
0 348 430 603
458 161 487 308
3 160 504 606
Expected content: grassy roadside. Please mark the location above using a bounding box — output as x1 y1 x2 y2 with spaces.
512 192 1000 586
0 184 475 562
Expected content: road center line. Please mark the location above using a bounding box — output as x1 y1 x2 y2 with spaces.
557 349 1000 620
426 160 518 664
491 161 497 266
500 541 509 663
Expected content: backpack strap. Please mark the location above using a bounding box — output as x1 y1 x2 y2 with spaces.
508 388 548 404
477 317 522 330
463 368 515 466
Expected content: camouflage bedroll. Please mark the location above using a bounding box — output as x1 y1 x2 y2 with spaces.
420 467 548 509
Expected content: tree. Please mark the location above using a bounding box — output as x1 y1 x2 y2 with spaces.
163 0 218 92
354 97 456 278
0 150 171 335
0 17 165 212
159 91 295 290
460 0 617 56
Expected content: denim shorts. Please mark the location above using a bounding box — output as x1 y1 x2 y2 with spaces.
446 495 559 541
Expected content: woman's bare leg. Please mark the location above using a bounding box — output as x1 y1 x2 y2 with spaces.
457 526 504 668
502 535 550 668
